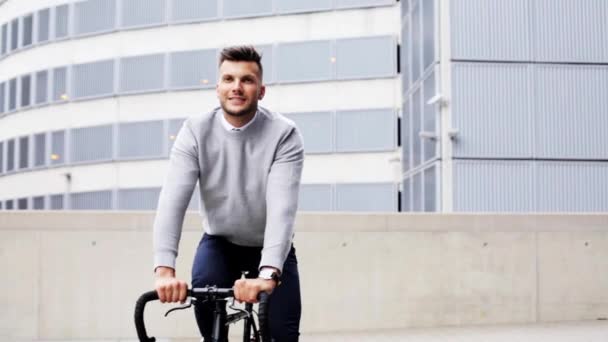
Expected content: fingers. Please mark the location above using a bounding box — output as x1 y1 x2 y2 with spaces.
233 279 262 304
155 278 187 303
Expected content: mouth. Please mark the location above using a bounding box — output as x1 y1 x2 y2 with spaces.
228 97 246 103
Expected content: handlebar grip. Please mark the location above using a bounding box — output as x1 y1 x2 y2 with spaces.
134 290 159 342
257 291 271 342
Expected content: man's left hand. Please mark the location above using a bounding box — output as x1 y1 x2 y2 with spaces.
233 278 276 303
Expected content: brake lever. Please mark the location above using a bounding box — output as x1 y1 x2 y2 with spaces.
164 297 193 317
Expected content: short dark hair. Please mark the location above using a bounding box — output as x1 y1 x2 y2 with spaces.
219 45 263 78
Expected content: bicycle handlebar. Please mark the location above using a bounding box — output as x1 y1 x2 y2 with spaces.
134 288 271 342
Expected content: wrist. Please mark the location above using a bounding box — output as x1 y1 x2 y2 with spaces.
258 267 281 286
155 266 175 278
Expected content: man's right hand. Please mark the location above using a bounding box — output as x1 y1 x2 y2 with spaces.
154 266 188 303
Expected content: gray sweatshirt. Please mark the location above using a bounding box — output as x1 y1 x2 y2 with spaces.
153 106 304 273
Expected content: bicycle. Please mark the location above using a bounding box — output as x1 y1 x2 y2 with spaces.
134 285 271 342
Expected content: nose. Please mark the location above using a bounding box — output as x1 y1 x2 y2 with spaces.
231 80 244 93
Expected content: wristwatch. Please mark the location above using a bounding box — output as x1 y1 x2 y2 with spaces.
258 268 281 285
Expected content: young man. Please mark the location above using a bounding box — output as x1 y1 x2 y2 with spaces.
152 46 303 341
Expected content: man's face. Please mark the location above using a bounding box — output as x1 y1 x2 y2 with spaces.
216 60 265 117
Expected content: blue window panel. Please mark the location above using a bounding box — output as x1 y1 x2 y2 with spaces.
118 188 161 210
121 0 166 28
412 171 422 211
54 5 70 39
21 75 32 108
286 112 332 154
8 78 17 111
50 194 64 210
6 139 15 172
336 109 396 152
451 0 529 61
73 60 115 99
423 164 437 212
412 87 422 167
411 1 421 83
534 65 608 159
336 36 396 79
276 0 332 14
37 9 51 43
537 162 608 212
17 198 28 210
453 160 534 212
298 184 332 211
401 177 411 212
422 0 434 70
74 0 116 36
120 54 165 93
223 0 272 18
401 99 411 171
533 0 608 63
170 0 218 22
70 125 113 163
276 41 332 83
33 133 46 167
52 67 68 102
169 50 217 89
0 82 5 114
70 190 113 210
0 142 4 174
10 19 19 51
335 183 397 212
35 71 49 105
5 200 14 210
1 24 7 55
32 196 45 210
401 17 411 92
50 130 66 165
22 15 33 47
18 136 29 170
335 0 395 9
422 72 437 161
118 121 164 158
451 63 532 158
256 45 273 84
167 118 185 153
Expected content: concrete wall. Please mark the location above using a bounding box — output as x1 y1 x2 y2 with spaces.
1 212 607 340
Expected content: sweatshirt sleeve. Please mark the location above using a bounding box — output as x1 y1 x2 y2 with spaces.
153 120 200 270
259 126 304 273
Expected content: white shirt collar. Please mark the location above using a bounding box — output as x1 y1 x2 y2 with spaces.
221 110 258 132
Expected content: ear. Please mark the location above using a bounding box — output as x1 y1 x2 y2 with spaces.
258 85 266 100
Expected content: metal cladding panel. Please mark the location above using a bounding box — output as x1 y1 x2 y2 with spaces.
18 136 29 169
8 78 16 111
276 40 332 83
452 63 533 158
118 188 161 210
70 125 113 163
119 54 165 93
335 109 396 152
50 194 64 210
121 0 166 28
73 60 115 99
17 198 28 210
32 196 45 210
118 121 164 158
169 49 217 89
256 45 273 84
0 82 5 113
422 71 437 161
453 160 534 212
223 0 272 18
401 16 411 92
423 164 437 212
52 67 68 102
170 0 218 22
1 24 7 55
21 75 32 107
22 15 33 47
533 0 608 63
335 36 396 79
6 139 14 172
286 112 333 154
335 183 397 212
50 131 66 165
298 184 332 211
74 0 116 36
451 0 530 61
412 171 422 211
37 8 51 43
54 4 70 39
70 190 113 210
534 65 608 159
401 99 411 171
10 19 18 51
537 162 608 212
33 133 46 167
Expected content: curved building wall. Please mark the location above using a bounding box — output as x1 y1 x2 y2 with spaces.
0 0 403 212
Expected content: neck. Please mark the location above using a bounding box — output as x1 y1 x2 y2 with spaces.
224 108 257 128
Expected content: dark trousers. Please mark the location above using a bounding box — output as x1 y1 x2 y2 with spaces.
191 234 301 341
